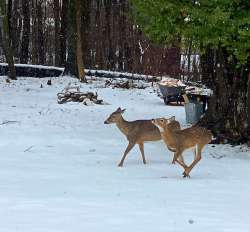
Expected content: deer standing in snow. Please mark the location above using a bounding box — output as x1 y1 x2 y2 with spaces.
104 108 183 167
152 117 212 177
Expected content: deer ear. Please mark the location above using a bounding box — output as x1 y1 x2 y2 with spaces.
120 109 126 114
116 107 122 112
169 116 175 121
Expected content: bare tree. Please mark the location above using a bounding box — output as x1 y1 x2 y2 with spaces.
0 0 16 79
53 0 60 66
59 0 68 66
37 0 45 64
75 0 85 82
20 0 30 63
0 0 181 78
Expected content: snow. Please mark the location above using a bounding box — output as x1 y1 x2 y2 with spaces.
0 76 250 232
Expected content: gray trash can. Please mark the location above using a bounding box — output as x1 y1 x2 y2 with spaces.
185 102 204 124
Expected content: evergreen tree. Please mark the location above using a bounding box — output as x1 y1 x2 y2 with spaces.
131 0 250 143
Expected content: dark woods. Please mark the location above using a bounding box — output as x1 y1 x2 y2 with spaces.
0 0 180 77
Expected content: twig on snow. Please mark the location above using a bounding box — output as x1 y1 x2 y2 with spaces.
24 146 34 152
0 120 20 126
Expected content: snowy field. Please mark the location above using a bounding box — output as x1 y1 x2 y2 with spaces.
0 76 250 232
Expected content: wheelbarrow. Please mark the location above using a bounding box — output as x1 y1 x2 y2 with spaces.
158 84 185 105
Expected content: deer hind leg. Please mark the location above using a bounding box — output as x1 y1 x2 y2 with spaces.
193 146 196 159
183 144 203 177
118 141 136 167
138 142 146 164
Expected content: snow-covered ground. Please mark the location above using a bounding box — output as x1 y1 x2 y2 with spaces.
0 76 250 232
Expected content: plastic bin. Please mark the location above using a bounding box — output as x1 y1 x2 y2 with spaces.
185 102 204 124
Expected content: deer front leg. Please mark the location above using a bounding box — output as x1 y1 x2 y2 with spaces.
172 150 183 164
172 150 188 178
118 141 136 167
178 155 187 169
183 145 203 177
138 142 146 164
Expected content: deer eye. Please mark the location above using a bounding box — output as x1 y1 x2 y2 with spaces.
160 119 164 122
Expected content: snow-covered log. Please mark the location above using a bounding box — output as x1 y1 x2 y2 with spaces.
85 69 160 82
0 63 64 77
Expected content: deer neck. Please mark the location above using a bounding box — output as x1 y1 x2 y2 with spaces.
116 115 131 136
162 126 177 147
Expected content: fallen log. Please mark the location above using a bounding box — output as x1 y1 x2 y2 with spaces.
0 63 63 77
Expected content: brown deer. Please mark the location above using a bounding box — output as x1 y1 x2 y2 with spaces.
152 117 212 177
104 107 182 167
104 107 161 166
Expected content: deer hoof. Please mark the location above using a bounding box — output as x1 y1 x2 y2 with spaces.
118 163 123 167
182 172 190 178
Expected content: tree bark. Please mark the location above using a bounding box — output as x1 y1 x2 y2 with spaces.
20 0 30 63
37 0 45 64
75 0 85 82
31 0 37 64
0 0 16 79
247 73 250 139
64 0 77 76
11 0 20 58
199 46 250 144
59 0 68 67
53 0 60 66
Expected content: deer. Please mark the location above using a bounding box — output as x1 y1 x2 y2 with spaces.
104 107 183 167
152 117 212 177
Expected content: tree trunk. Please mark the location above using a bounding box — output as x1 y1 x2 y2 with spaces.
199 46 250 144
186 39 192 81
0 0 16 79
37 0 45 64
247 73 250 140
59 0 68 67
20 0 30 63
64 0 77 76
54 0 60 66
75 0 85 82
31 0 37 64
104 0 113 70
11 0 20 58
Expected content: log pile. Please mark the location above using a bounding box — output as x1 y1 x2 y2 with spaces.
57 90 103 105
104 79 147 89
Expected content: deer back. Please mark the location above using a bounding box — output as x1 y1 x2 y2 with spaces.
119 119 162 142
173 126 212 149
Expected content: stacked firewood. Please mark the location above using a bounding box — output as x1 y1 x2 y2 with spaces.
159 77 185 87
105 79 147 89
57 90 103 105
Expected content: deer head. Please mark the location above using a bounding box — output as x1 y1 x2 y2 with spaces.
104 107 126 124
